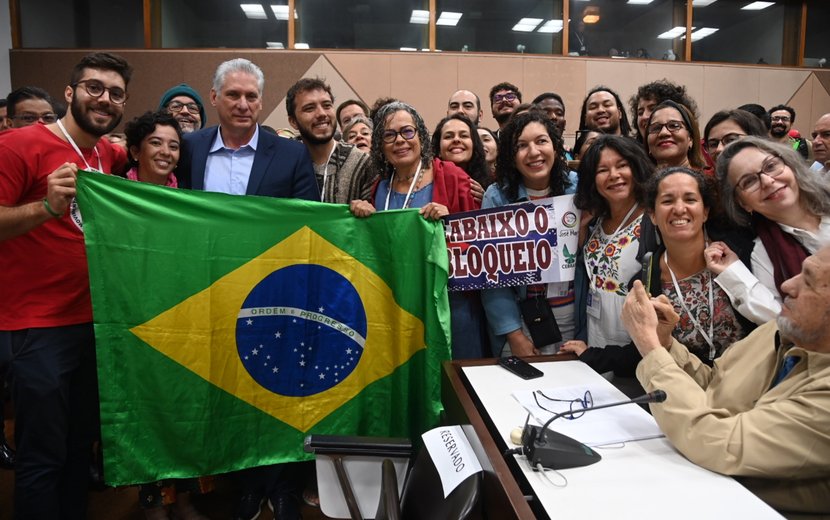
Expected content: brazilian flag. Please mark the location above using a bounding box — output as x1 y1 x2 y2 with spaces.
76 171 451 485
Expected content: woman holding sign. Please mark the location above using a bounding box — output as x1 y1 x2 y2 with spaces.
480 111 578 356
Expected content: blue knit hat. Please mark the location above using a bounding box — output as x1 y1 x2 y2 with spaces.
158 83 206 128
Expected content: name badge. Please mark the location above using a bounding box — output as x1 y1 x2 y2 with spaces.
586 288 601 320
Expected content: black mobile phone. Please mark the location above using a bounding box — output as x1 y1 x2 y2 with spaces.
641 252 654 294
498 356 544 380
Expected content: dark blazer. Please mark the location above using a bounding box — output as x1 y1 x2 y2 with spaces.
177 125 320 201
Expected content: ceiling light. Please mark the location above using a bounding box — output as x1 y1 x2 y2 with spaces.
400 47 418 52
512 18 543 32
657 26 688 39
692 0 717 5
437 11 462 26
240 4 267 19
628 0 654 4
294 43 310 49
410 9 429 24
265 42 284 49
582 6 600 24
689 27 719 41
537 20 564 33
742 1 774 9
270 5 297 20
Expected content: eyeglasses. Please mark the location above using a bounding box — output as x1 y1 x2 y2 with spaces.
704 132 746 153
12 113 58 124
770 115 791 123
735 154 785 193
647 120 686 135
382 125 418 143
167 100 200 114
72 79 128 105
533 390 593 420
493 92 518 104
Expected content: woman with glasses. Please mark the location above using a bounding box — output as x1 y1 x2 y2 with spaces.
432 113 491 200
702 109 767 162
563 167 772 373
480 111 578 357
717 136 830 301
646 100 705 170
349 102 481 359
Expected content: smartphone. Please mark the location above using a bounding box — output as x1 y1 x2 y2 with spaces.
641 252 654 294
498 356 544 380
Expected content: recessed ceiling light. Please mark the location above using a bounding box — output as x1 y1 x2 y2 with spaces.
294 43 310 49
512 17 543 32
265 42 284 49
537 20 564 33
270 5 297 20
690 27 719 41
240 4 267 20
692 0 718 5
657 26 689 39
437 11 462 26
742 2 774 9
410 10 429 24
628 0 654 4
400 47 418 52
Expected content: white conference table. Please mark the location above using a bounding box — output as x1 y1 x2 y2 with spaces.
459 359 782 520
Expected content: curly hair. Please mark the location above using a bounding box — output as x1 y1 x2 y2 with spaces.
628 79 699 143
646 100 705 169
578 86 632 137
431 113 491 187
123 110 182 168
574 134 653 218
716 136 830 227
370 102 432 180
495 111 571 202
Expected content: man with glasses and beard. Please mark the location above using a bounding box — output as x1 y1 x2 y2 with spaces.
286 78 375 204
768 104 809 160
0 52 131 519
159 83 206 134
489 81 522 135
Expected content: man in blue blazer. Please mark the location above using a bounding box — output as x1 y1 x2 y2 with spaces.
174 58 318 520
177 58 318 201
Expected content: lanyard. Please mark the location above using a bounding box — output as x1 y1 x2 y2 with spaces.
584 203 639 289
665 251 716 360
56 119 102 172
319 142 337 202
384 161 423 211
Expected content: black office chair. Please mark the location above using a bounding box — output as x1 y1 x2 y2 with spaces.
305 434 482 520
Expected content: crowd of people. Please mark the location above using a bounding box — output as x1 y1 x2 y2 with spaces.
1 51 829 519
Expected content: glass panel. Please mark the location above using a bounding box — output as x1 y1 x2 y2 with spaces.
295 0 428 51
157 0 288 48
567 0 686 61
20 0 143 48
691 0 801 66
804 1 830 68
436 0 562 55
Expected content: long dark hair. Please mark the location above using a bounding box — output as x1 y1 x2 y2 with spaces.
575 135 653 218
431 113 491 187
495 111 571 202
578 86 632 137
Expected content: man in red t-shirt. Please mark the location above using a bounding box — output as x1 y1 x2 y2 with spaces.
0 52 130 519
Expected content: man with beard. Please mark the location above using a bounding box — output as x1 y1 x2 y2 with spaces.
768 104 809 160
621 245 830 516
578 86 632 137
287 78 375 203
447 89 483 126
158 83 206 134
0 52 130 519
489 82 522 135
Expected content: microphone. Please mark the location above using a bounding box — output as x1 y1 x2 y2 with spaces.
520 390 667 470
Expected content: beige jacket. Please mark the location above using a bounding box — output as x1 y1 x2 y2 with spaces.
636 321 830 514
